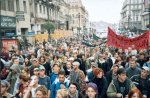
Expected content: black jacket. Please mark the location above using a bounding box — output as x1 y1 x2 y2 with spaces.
131 75 150 97
92 76 108 98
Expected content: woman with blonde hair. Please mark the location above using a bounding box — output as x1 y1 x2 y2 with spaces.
56 89 68 98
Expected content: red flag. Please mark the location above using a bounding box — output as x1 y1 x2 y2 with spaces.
107 27 149 50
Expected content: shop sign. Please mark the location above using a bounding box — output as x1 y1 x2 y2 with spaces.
5 32 16 36
1 16 16 28
16 11 25 21
28 32 35 36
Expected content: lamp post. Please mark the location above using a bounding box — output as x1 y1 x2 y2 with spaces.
78 13 81 34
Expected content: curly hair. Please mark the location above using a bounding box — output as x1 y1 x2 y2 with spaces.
36 85 48 96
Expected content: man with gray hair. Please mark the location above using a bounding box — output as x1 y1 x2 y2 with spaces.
69 61 86 92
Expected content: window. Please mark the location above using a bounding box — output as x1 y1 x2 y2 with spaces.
23 1 27 13
8 0 14 11
40 5 42 13
43 6 45 14
1 0 6 10
16 0 20 11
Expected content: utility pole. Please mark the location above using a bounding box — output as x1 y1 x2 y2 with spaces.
78 13 80 34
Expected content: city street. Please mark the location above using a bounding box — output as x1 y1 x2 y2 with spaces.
0 0 150 98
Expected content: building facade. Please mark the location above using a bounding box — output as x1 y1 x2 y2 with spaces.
120 0 143 32
69 0 89 34
141 0 150 30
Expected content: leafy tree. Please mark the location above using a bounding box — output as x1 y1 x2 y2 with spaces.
41 22 55 33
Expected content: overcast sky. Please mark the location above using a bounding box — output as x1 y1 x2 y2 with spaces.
82 0 124 23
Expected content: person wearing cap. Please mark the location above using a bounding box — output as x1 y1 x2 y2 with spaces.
106 64 119 85
0 80 13 98
29 58 41 76
107 68 136 98
33 68 39 76
85 82 98 98
69 61 86 94
131 66 150 98
38 65 51 98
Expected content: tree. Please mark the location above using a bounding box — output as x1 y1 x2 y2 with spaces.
41 22 55 33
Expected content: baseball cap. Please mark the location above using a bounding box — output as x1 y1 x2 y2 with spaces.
142 66 149 72
39 66 45 70
72 61 80 66
117 68 126 75
1 80 10 88
34 68 39 71
32 58 38 62
68 57 74 61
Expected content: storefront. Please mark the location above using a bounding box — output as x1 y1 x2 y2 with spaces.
0 15 16 38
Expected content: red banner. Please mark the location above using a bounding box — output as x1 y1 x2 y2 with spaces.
107 27 150 50
2 39 18 51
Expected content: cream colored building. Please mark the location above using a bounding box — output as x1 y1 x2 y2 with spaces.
1 0 32 42
69 0 88 34
120 0 143 32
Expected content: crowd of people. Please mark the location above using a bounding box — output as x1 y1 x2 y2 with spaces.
0 37 150 98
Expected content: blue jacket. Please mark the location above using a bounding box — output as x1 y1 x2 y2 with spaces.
50 78 70 98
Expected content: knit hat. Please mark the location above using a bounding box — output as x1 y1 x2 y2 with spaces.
87 82 98 94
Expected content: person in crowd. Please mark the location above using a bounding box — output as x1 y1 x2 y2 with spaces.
103 52 113 71
127 88 142 98
106 64 119 85
13 67 30 95
6 57 22 94
50 71 70 98
29 58 41 76
67 82 82 98
131 66 150 98
126 60 141 78
50 63 61 84
56 89 68 98
38 66 51 98
51 55 60 66
96 54 109 74
136 52 147 68
23 75 41 98
0 80 13 98
125 55 140 69
63 61 72 76
143 55 150 68
85 82 98 98
92 68 108 98
35 85 48 98
86 60 97 82
69 61 86 92
107 68 136 98
39 56 52 76
0 47 9 61
33 68 39 76
23 56 32 67
15 73 30 98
